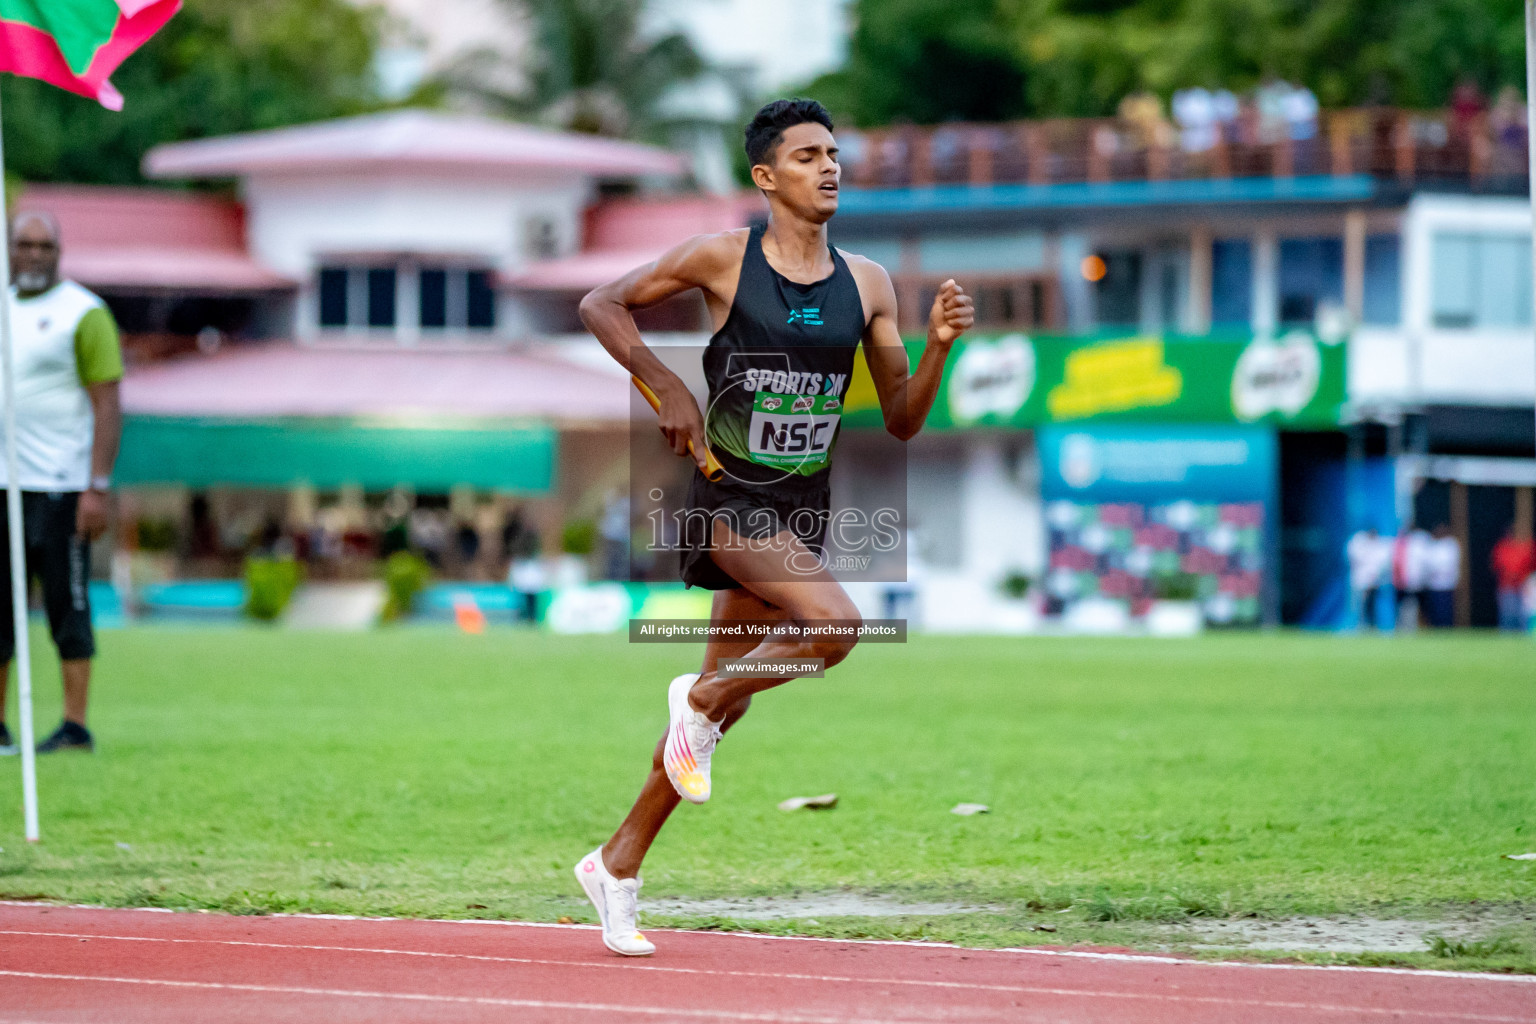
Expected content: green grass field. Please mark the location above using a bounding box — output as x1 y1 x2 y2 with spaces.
0 627 1532 970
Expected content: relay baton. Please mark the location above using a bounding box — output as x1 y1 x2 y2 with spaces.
632 376 725 481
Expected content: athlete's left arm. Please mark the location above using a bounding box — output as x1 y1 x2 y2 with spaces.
852 259 973 441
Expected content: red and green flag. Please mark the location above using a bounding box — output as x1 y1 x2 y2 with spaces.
0 0 180 110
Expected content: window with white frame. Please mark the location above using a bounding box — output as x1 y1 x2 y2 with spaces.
1431 232 1532 329
318 265 397 329
417 266 497 330
317 262 497 334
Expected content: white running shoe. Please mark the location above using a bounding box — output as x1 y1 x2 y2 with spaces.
574 847 655 957
662 673 722 804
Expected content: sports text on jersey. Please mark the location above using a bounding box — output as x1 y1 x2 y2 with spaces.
739 369 849 397
786 306 824 326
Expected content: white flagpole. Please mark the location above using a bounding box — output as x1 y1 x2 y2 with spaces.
0 87 41 842
1528 3 1536 489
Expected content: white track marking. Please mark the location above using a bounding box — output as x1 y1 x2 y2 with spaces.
1 932 1531 1023
4 900 1534 986
0 971 895 1024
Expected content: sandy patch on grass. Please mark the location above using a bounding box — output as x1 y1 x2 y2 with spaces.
1173 909 1534 954
644 894 1532 956
643 894 992 920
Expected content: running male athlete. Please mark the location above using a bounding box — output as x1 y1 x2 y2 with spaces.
574 99 973 956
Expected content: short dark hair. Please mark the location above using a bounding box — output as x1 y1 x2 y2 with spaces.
744 99 834 168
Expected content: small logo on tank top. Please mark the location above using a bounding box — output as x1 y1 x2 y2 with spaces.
38 318 51 332
786 307 823 326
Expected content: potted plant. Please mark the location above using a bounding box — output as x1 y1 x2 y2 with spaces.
1146 571 1203 636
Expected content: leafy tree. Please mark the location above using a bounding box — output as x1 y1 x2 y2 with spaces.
804 0 1526 126
803 0 1029 127
1 0 386 185
446 0 704 138
1016 0 1526 114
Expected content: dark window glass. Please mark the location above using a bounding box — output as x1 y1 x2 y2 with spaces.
1211 240 1252 327
467 270 496 329
420 268 447 328
1093 251 1141 327
1158 258 1180 329
318 267 349 327
1278 237 1343 326
973 283 1029 329
1363 235 1401 326
367 268 397 328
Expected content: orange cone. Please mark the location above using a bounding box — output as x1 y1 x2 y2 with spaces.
453 596 487 635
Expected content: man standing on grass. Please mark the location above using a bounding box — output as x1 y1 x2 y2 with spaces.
1423 524 1462 629
1346 526 1390 631
1491 526 1535 632
0 211 123 757
572 99 973 956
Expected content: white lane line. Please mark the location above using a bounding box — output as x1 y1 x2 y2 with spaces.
0 971 898 1024
5 901 1535 986
1 933 1531 1023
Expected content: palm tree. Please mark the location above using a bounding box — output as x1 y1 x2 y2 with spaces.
444 0 704 138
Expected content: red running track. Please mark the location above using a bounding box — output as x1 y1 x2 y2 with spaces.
0 903 1532 1023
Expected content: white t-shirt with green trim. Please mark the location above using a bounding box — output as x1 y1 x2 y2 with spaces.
1 281 124 491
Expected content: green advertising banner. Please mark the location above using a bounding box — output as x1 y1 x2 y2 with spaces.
843 331 1346 430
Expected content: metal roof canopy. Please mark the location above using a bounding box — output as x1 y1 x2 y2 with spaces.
117 416 556 492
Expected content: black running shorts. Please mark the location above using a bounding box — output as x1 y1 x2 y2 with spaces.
0 491 96 662
678 469 830 591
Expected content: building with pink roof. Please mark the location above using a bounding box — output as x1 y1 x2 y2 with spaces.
7 111 752 591
144 109 696 343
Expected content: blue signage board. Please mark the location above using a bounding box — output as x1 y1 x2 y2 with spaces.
1039 425 1276 503
1038 426 1277 627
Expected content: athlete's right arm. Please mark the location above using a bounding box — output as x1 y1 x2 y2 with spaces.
579 232 745 471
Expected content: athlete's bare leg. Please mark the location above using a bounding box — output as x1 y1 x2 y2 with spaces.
602 523 860 880
602 587 789 879
684 523 862 720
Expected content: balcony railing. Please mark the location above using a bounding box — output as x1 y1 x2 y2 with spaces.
838 109 1529 190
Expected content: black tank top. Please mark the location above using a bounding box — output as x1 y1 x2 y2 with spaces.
701 223 865 488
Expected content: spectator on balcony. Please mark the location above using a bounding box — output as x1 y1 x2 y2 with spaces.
1255 77 1291 144
1234 93 1262 148
836 130 867 178
1117 91 1173 151
929 124 968 181
1173 88 1219 153
1451 77 1488 145
1490 86 1527 175
1213 89 1238 137
1491 86 1526 144
1283 83 1319 143
876 130 910 187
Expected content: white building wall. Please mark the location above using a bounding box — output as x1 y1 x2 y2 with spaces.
243 171 588 276
915 434 1044 633
1347 326 1414 406
1398 193 1536 407
241 170 590 340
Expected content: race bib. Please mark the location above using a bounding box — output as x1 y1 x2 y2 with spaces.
747 393 842 469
